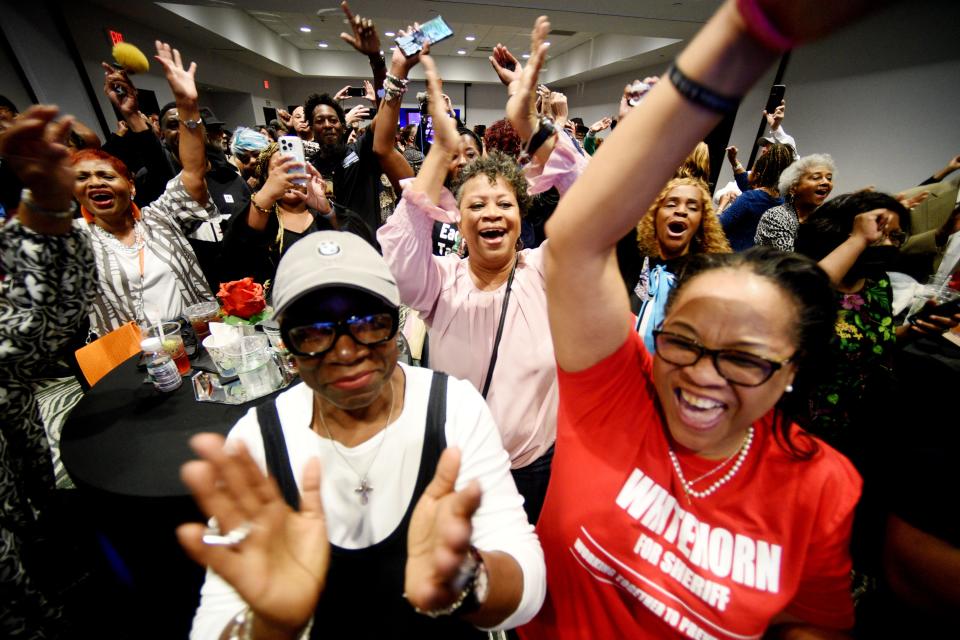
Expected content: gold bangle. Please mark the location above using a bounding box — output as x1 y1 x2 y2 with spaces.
251 193 274 215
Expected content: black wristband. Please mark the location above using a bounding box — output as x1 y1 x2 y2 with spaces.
521 117 556 164
666 63 741 114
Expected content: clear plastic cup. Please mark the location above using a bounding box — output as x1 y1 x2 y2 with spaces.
202 334 238 378
144 321 190 375
224 335 283 398
185 301 221 341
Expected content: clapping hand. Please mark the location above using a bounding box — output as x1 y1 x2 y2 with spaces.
404 448 483 612
589 117 613 134
505 16 551 141
421 55 459 155
489 44 522 87
177 434 330 636
0 105 75 211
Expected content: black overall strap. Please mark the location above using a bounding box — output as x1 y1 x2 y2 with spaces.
480 255 518 399
427 370 449 452
257 400 301 510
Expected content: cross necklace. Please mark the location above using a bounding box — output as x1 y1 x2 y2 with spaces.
315 380 395 505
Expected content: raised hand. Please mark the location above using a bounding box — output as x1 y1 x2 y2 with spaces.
154 40 198 105
101 62 139 117
260 155 310 204
390 26 429 78
550 91 569 128
363 80 376 104
0 105 75 211
850 208 888 245
177 434 329 636
489 44 522 87
726 145 739 164
304 164 331 213
589 117 613 134
333 85 352 103
764 100 785 131
505 16 551 141
404 448 482 612
277 108 294 128
421 54 459 154
345 105 371 127
339 1 381 57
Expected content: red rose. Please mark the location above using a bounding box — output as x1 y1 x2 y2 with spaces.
217 278 266 319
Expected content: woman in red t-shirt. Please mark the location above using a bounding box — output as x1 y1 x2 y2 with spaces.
517 0 874 638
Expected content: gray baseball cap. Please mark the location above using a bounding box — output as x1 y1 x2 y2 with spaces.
271 231 400 319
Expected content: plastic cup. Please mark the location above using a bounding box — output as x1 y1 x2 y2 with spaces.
185 301 221 341
202 334 238 378
144 321 190 375
224 335 283 398
907 284 960 321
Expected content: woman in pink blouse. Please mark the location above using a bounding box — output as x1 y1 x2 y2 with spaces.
378 51 585 523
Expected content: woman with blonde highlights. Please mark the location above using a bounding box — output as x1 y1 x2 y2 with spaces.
634 177 732 352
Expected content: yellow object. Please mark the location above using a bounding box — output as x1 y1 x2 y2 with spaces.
112 42 149 74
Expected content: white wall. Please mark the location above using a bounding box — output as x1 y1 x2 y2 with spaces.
719 1 960 196
0 36 34 112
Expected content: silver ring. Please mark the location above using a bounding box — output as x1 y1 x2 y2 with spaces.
202 521 253 547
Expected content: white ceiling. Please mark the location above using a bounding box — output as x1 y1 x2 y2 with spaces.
90 0 722 85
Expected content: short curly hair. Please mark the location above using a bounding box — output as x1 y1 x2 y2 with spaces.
483 119 522 159
452 151 532 218
304 93 345 127
778 153 836 199
636 177 732 258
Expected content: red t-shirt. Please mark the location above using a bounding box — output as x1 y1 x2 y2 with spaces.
520 332 862 640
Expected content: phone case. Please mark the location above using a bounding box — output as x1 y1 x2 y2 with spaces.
279 136 307 185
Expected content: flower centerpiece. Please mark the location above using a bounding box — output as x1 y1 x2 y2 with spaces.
216 278 270 327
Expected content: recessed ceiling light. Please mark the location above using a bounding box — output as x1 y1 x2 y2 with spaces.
457 49 467 55
300 26 312 33
317 41 329 48
544 41 551 46
389 46 397 51
385 31 396 37
465 35 476 41
521 53 530 59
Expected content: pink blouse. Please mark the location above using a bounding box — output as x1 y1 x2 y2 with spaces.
377 134 587 468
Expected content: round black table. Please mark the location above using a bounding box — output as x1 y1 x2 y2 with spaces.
61 352 284 497
59 353 289 639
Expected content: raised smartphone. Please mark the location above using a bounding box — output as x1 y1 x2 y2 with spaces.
278 136 307 185
395 16 454 57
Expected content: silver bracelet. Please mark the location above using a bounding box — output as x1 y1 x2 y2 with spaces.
20 188 77 220
226 607 253 640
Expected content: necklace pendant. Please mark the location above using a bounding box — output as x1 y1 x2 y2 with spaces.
355 477 372 505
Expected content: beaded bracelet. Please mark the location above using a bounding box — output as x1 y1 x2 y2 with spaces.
735 0 795 52
666 64 741 115
383 74 409 102
250 192 274 215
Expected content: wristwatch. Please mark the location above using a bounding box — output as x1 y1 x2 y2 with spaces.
519 116 557 164
182 118 202 130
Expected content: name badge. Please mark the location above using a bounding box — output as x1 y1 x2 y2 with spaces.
342 151 359 169
223 194 234 204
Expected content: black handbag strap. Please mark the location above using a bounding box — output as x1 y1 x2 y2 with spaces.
480 255 518 399
257 400 301 510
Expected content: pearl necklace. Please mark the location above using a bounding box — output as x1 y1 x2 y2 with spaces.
667 426 754 501
92 221 144 255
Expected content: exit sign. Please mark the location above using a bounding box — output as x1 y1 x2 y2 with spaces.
108 30 124 45
263 80 270 89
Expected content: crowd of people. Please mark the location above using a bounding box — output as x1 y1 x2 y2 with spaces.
2 0 960 638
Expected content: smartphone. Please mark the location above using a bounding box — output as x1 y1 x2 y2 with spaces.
365 107 378 120
764 84 786 115
395 15 454 57
910 295 960 325
346 86 366 98
278 136 307 185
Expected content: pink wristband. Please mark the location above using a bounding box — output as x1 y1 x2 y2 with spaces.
736 0 796 52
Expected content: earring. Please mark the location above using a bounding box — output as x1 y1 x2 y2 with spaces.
784 384 794 393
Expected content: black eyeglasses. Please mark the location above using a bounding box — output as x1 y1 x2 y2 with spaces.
652 330 793 387
282 310 398 357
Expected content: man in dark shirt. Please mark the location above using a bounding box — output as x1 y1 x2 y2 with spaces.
306 93 382 235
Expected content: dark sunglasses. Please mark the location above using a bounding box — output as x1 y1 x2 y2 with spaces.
652 330 793 387
281 310 398 357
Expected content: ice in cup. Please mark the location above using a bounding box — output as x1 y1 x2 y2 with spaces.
185 301 221 341
224 335 283 398
144 321 190 375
